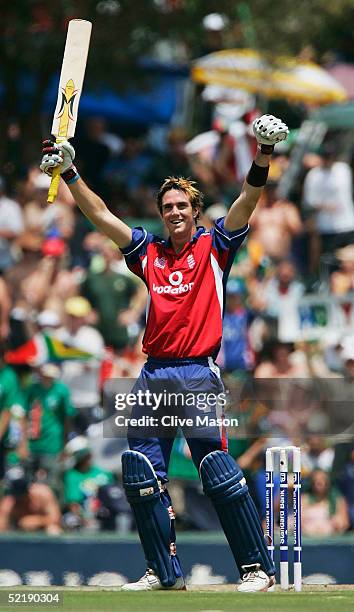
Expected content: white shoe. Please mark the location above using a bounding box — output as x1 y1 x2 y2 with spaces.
121 569 186 591
237 564 275 593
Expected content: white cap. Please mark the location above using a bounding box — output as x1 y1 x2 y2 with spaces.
185 130 220 155
64 435 90 456
39 363 61 378
202 13 229 31
37 310 61 328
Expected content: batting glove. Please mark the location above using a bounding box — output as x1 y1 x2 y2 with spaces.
40 140 76 176
252 114 289 153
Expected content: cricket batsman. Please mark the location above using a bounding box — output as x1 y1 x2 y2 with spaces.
40 114 289 592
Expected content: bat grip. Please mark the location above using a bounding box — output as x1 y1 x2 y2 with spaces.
47 167 61 203
47 137 66 203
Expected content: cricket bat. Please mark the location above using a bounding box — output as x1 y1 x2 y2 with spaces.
47 19 92 203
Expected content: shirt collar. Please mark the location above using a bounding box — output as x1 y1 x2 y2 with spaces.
165 226 206 249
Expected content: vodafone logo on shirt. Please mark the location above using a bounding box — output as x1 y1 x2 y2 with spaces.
169 271 183 285
152 271 194 295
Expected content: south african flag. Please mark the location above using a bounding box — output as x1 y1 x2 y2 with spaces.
5 333 93 365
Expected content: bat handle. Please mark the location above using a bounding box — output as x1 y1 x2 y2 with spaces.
47 166 61 203
47 136 66 204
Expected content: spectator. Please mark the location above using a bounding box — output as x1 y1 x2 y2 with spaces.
248 260 305 343
81 118 123 157
201 203 228 230
249 183 302 262
75 118 112 195
313 338 354 440
18 246 66 314
303 144 354 271
302 469 349 536
0 344 25 478
302 435 334 473
81 240 145 352
103 136 152 197
24 363 76 493
68 208 95 268
254 341 309 379
219 278 253 373
2 120 25 190
200 13 229 56
62 436 115 530
264 260 305 321
0 277 11 340
36 309 61 334
147 127 191 189
95 482 132 532
336 444 354 529
20 172 74 254
0 466 61 534
54 297 105 430
330 244 354 294
0 175 24 272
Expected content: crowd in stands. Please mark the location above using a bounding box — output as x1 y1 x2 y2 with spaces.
0 106 354 538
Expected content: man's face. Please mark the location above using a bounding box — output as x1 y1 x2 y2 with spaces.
322 154 335 168
278 262 295 285
226 293 242 311
273 345 291 363
35 187 51 206
312 470 329 496
39 374 55 389
100 242 117 268
161 189 196 241
66 314 84 333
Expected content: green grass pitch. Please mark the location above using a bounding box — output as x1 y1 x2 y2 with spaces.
1 587 354 612
62 590 354 612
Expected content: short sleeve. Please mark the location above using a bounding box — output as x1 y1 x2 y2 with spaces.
211 217 249 271
120 227 154 281
212 217 249 252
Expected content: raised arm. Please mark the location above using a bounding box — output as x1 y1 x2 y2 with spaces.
224 115 289 232
40 140 132 248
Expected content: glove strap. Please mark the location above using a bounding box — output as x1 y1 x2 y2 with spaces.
259 143 274 155
61 166 80 185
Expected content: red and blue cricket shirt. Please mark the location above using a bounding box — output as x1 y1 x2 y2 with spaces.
121 218 249 359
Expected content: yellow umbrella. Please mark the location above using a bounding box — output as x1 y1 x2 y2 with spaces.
192 49 347 106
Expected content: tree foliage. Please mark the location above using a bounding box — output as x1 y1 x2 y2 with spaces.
1 0 354 169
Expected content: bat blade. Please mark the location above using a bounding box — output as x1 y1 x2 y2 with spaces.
47 19 91 203
51 19 92 139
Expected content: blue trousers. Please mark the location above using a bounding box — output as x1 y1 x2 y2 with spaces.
128 357 227 480
127 357 227 578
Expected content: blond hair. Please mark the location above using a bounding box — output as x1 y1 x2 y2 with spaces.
157 176 203 221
